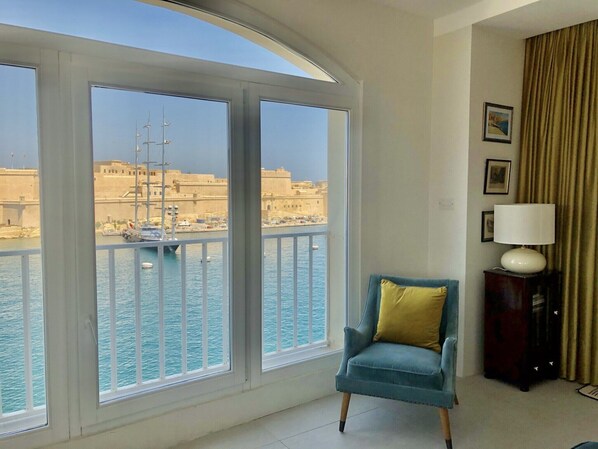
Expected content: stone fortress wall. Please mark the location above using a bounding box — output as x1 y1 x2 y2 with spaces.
0 161 327 229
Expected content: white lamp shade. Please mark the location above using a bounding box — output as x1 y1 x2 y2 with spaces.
494 204 555 245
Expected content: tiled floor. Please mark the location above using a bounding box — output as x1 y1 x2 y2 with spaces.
173 376 597 449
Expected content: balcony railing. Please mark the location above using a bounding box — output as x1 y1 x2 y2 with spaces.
262 229 328 368
95 237 231 403
0 227 327 434
0 248 46 435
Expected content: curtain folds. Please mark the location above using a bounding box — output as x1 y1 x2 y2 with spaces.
519 20 598 385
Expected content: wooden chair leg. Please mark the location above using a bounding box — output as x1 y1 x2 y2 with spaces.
454 394 459 405
438 407 453 449
339 392 351 432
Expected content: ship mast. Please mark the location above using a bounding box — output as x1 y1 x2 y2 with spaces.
133 125 141 228
157 108 171 236
142 115 156 225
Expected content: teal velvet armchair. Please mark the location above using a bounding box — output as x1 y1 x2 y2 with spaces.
336 274 459 449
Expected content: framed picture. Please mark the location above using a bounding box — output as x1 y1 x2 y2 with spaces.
483 102 513 143
481 211 494 242
484 159 511 194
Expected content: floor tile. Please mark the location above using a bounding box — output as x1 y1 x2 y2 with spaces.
256 391 387 440
171 377 598 449
175 421 278 449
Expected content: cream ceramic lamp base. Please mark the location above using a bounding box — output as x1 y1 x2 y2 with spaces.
501 247 546 274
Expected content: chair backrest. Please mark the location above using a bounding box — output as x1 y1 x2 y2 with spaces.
364 274 459 345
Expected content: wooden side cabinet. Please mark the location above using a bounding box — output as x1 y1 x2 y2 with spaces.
484 269 561 391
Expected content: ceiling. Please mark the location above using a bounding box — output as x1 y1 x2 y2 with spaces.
479 0 598 39
368 0 598 38
367 0 487 19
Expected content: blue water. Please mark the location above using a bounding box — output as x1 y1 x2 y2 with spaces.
495 120 509 136
0 230 326 414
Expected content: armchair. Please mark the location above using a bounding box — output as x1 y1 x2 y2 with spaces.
336 274 459 449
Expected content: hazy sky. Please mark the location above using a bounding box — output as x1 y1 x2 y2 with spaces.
0 0 333 181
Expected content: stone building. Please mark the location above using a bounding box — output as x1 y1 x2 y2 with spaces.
0 161 327 229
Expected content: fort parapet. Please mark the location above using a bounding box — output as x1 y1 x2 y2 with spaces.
0 161 327 230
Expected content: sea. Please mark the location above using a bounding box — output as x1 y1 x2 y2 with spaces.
0 227 327 415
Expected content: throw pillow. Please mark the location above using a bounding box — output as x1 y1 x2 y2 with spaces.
373 279 447 352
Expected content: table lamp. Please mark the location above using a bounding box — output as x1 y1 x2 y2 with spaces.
493 203 555 274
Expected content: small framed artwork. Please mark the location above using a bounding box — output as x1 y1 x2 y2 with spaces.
483 102 513 143
484 159 511 194
481 211 494 242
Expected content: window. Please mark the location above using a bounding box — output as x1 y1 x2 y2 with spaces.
90 86 231 402
0 1 359 445
0 64 46 435
0 0 333 81
260 101 347 370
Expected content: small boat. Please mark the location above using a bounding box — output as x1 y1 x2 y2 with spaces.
141 262 153 269
139 224 179 253
101 225 120 236
312 244 319 250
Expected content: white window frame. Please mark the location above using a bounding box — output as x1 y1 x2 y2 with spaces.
0 0 363 441
68 53 247 434
0 44 70 449
245 83 359 387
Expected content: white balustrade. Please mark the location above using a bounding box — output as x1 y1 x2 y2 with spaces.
261 229 328 365
0 228 327 430
0 248 46 435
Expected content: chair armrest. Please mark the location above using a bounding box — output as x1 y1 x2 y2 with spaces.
441 336 457 394
337 326 371 376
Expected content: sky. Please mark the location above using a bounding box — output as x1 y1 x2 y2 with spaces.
0 0 337 181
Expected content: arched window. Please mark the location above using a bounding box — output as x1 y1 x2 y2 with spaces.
0 0 358 446
0 0 334 81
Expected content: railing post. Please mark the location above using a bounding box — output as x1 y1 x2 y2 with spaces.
201 243 209 369
222 240 229 366
308 235 313 344
293 237 298 348
181 244 187 374
21 255 33 411
108 249 117 392
276 237 282 352
158 245 165 380
134 248 142 385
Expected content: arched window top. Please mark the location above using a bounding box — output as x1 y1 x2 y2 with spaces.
0 0 335 82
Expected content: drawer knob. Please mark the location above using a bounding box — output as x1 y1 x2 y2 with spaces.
534 366 539 371
553 310 559 316
549 361 554 366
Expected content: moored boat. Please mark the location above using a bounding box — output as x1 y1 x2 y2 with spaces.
122 113 179 253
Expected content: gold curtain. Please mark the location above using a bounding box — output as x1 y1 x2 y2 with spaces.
519 20 598 385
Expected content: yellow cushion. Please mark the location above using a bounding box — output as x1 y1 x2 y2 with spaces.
373 279 447 352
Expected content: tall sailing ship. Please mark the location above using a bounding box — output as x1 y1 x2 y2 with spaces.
122 112 179 253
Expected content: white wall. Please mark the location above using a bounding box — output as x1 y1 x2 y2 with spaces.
430 25 525 377
429 26 473 376
238 0 435 299
463 25 524 375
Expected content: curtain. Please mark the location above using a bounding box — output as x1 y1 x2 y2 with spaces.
519 20 598 385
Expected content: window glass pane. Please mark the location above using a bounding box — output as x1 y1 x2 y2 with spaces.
0 0 332 80
0 64 47 435
91 86 230 402
260 101 347 369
